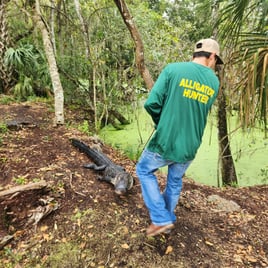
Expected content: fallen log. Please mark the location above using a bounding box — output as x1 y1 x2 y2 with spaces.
6 120 37 131
0 180 48 199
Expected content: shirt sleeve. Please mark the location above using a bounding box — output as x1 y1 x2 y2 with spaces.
144 66 169 126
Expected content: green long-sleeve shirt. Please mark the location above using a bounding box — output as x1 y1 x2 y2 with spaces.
144 62 219 163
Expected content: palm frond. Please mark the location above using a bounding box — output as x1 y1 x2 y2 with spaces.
4 44 37 70
13 76 35 101
218 0 265 46
232 33 268 131
218 0 250 43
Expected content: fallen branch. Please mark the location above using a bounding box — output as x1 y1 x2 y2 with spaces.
0 180 48 199
0 235 14 250
69 173 86 197
27 197 59 226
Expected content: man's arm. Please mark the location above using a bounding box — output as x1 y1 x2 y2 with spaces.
144 66 169 126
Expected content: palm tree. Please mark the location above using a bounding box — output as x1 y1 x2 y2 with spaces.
4 44 51 100
219 0 267 132
217 0 268 185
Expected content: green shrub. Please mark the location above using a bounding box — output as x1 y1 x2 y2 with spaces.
0 123 8 134
0 95 16 104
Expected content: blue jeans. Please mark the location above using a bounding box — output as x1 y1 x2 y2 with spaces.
136 149 192 226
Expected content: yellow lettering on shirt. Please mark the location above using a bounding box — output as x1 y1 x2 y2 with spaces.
183 89 209 104
179 78 215 104
179 79 186 87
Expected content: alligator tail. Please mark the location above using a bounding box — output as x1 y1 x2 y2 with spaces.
71 138 113 167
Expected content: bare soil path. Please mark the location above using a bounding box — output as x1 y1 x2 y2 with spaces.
0 101 267 267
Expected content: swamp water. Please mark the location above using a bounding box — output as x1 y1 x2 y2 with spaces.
100 108 268 187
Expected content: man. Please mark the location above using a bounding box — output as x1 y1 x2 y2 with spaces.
136 38 223 237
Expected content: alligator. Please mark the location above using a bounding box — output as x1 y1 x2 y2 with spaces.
71 138 133 195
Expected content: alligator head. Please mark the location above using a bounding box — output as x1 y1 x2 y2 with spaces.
114 172 134 195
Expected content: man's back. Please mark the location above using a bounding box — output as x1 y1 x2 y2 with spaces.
144 61 219 163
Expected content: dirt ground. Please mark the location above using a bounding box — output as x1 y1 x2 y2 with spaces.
0 101 267 268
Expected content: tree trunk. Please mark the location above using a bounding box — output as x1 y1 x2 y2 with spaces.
217 69 238 186
213 2 238 187
73 0 90 59
49 0 57 55
113 0 154 90
34 0 64 125
110 109 129 125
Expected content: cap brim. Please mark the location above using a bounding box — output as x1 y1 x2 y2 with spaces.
216 56 224 65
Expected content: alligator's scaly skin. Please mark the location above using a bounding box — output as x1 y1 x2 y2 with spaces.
71 138 133 195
